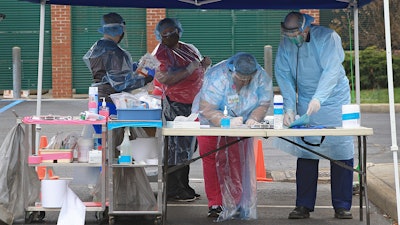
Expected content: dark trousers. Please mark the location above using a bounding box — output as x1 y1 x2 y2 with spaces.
295 158 354 211
167 165 195 197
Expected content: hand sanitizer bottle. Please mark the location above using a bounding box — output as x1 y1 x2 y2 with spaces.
221 105 231 128
99 97 109 119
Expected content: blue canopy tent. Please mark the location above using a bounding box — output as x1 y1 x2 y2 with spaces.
21 0 373 9
20 0 398 223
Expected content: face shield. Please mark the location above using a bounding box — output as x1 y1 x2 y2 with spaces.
281 22 305 47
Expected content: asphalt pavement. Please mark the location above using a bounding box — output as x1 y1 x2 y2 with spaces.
0 96 399 225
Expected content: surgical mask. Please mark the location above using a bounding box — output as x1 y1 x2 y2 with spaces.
288 34 304 47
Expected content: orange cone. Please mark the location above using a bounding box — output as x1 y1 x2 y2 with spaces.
37 136 54 180
255 139 273 182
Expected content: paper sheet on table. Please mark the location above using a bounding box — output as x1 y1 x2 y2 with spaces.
57 187 86 225
173 113 198 121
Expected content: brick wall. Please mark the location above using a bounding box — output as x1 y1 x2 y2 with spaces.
146 9 166 52
51 5 73 98
300 9 320 25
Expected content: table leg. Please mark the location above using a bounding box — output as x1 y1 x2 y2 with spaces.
162 137 168 225
358 136 363 221
363 136 370 225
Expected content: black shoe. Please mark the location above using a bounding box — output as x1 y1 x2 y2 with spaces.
167 190 196 202
288 206 310 219
208 205 223 218
194 193 201 199
334 208 353 219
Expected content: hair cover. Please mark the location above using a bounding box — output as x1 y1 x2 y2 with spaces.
154 18 183 42
227 52 258 76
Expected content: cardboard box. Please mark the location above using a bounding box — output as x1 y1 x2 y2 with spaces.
117 108 161 120
88 150 102 163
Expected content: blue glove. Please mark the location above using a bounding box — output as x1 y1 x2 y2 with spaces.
145 67 155 78
289 114 310 128
132 62 138 71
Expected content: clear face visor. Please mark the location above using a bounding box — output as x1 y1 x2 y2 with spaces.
233 71 252 82
161 28 178 38
281 23 305 47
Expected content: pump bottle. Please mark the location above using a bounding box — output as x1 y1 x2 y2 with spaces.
220 105 231 128
99 97 109 119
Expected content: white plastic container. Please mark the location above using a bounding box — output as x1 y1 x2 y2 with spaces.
77 138 93 163
88 86 98 114
342 104 360 128
118 128 133 164
273 95 284 129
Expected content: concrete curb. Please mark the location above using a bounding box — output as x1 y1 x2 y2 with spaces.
367 163 399 221
360 104 400 113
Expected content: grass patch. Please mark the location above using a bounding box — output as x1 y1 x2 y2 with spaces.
351 88 400 103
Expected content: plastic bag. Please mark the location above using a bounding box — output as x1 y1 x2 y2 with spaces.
0 124 40 222
92 127 157 208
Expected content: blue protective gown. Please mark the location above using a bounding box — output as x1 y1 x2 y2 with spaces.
274 25 354 160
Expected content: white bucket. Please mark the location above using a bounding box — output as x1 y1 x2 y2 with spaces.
342 104 360 128
41 179 69 208
129 138 158 163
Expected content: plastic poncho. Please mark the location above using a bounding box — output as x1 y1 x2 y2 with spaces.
274 25 354 160
152 42 205 104
153 42 205 165
193 59 273 221
83 38 146 101
195 59 273 125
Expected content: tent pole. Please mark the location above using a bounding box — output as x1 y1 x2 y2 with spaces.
353 6 360 105
35 0 45 153
382 0 400 222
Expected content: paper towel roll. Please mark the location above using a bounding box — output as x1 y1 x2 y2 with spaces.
342 104 360 128
41 179 68 208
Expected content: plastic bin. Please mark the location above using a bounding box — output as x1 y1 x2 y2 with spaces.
117 109 162 120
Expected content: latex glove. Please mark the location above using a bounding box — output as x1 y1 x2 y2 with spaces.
230 117 243 127
283 111 295 127
132 62 138 71
306 99 321 115
186 61 201 74
145 67 155 78
201 56 212 69
245 118 259 127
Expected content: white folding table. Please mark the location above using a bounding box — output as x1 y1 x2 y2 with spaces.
162 126 373 225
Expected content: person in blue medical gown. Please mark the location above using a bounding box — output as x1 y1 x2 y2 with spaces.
274 12 354 220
